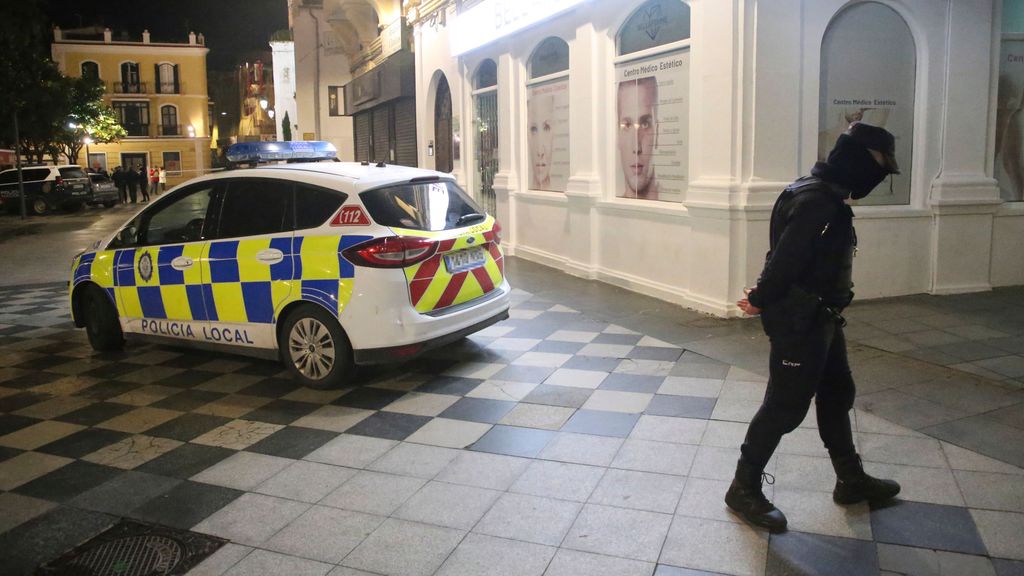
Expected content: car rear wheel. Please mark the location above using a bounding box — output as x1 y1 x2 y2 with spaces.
81 285 124 351
279 304 354 389
31 198 48 215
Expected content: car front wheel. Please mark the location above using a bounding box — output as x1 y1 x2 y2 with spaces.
81 285 124 351
279 304 354 389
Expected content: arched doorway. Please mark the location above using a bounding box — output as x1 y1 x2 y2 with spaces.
435 75 453 173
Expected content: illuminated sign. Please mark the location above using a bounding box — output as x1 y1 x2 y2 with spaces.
450 0 587 56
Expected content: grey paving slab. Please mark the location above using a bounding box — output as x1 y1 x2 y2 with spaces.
254 460 357 503
192 492 310 546
870 501 988 556
321 470 427 516
970 509 1024 561
435 533 555 576
563 503 673 562
509 460 606 502
263 505 385 564
341 518 465 576
474 492 581 546
589 468 687 514
223 549 332 576
544 549 655 576
434 450 531 490
922 416 1024 469
394 480 502 529
766 531 879 576
877 543 997 576
660 516 770 576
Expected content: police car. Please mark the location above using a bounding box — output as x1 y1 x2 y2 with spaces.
69 141 510 388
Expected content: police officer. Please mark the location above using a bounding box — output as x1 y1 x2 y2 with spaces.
728 122 902 532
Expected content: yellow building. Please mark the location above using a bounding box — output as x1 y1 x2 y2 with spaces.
50 27 212 187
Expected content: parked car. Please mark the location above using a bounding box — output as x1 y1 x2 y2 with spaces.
87 173 120 208
69 141 510 389
0 165 92 215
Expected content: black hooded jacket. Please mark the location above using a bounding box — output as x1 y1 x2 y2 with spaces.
747 162 857 312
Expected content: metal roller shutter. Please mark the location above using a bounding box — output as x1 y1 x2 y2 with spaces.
394 98 418 167
372 106 391 163
354 112 371 162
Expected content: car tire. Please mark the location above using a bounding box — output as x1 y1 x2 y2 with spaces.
31 198 48 215
81 285 124 351
279 304 354 389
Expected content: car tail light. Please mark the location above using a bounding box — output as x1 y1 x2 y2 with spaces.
491 220 502 245
342 236 438 268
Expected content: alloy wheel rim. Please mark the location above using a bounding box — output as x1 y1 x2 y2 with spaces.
288 318 335 380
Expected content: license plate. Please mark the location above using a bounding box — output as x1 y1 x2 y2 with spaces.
0 190 16 198
444 247 486 273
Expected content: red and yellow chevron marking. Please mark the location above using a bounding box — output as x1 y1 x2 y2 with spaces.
398 216 504 313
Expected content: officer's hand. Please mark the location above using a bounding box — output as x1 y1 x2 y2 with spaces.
737 298 761 316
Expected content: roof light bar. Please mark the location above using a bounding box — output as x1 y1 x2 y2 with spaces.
226 141 337 164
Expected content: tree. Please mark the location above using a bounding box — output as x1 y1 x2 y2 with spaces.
282 111 292 141
0 0 54 160
56 77 126 164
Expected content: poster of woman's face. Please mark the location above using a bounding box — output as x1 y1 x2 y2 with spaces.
527 80 570 191
615 52 688 202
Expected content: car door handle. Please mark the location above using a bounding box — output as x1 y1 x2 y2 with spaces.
171 256 194 270
256 248 284 265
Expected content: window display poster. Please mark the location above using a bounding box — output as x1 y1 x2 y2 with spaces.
819 3 914 206
996 38 1024 202
615 50 689 202
162 151 182 176
526 79 570 192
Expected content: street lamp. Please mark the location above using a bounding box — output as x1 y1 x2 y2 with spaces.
268 109 275 119
259 98 268 110
187 125 196 138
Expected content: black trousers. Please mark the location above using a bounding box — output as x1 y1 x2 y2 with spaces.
740 315 858 471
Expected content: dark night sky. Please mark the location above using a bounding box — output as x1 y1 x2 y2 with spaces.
43 0 289 70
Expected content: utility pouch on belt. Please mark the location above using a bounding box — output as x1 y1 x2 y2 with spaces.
760 285 822 338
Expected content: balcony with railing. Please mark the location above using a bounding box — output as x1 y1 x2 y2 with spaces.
155 82 184 95
123 123 150 137
158 124 185 137
110 81 148 95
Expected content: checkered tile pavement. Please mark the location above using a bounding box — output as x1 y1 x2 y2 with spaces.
1 282 1022 576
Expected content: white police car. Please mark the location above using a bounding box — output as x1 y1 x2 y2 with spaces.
70 141 510 388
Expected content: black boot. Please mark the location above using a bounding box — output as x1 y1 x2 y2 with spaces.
725 458 787 532
832 454 900 505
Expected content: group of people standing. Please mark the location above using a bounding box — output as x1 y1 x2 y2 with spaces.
111 165 166 204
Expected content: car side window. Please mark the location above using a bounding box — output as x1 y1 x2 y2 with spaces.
109 183 219 248
213 178 294 238
0 171 18 185
295 184 347 230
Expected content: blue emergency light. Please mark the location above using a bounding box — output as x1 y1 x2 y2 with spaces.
226 141 337 164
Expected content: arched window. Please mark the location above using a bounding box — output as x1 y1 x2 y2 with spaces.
81 61 99 80
472 59 499 214
996 0 1024 201
819 2 915 206
120 62 141 93
527 38 570 192
435 75 453 173
156 63 179 94
614 0 691 202
160 105 179 136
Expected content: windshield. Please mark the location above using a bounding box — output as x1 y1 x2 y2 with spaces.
360 180 485 231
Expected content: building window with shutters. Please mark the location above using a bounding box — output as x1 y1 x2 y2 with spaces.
156 63 179 94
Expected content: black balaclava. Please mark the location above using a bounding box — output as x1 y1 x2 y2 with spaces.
823 134 891 199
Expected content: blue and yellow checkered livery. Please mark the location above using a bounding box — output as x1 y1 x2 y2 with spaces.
71 233 374 327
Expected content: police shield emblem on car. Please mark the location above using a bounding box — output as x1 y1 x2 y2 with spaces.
69 141 511 390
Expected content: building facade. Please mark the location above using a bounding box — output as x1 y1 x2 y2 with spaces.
270 36 300 142
407 0 1024 317
50 27 212 186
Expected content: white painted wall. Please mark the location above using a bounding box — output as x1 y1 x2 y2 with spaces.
408 0 1016 316
270 41 299 142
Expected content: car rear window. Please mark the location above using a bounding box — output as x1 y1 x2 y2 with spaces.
90 173 111 183
360 180 485 231
59 167 88 180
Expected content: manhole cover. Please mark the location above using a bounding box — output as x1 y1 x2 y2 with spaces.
36 520 226 576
